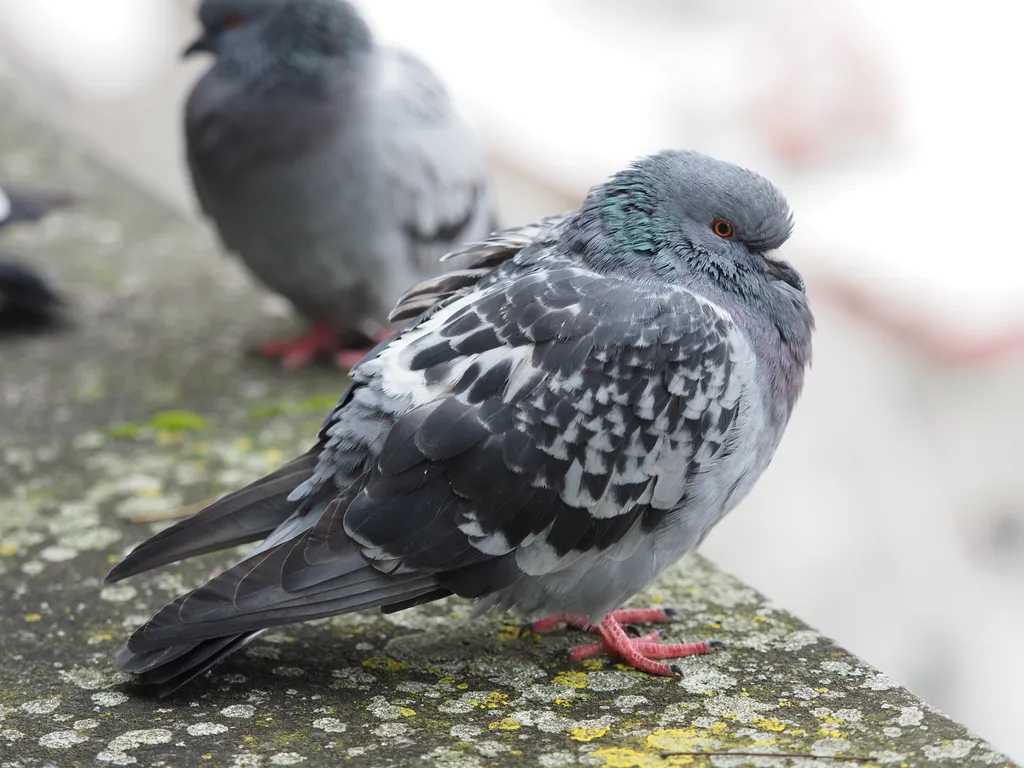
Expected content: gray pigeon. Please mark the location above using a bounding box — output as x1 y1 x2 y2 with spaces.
182 0 497 370
106 149 813 696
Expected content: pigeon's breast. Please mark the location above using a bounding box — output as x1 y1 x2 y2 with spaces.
492 329 782 620
186 76 350 181
186 77 403 324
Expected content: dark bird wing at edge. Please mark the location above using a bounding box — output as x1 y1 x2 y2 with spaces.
0 259 65 331
106 216 745 696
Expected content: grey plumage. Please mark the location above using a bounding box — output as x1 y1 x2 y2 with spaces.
183 0 496 355
106 149 813 696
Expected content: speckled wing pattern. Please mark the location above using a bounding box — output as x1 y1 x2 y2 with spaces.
307 248 746 590
114 221 748 660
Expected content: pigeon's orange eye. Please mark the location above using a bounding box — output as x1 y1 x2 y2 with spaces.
712 218 735 239
224 11 245 28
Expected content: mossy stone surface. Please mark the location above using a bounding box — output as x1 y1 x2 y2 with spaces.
0 84 1017 768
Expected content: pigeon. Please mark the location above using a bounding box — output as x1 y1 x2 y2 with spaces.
106 149 813 696
0 182 71 331
182 0 497 370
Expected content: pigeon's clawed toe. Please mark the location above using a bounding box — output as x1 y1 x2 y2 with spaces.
567 615 717 677
529 610 716 677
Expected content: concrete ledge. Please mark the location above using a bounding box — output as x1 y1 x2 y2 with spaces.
0 85 1017 768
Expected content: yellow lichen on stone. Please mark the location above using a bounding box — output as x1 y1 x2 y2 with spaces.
553 670 590 689
582 660 603 671
496 624 521 641
572 726 611 742
818 728 847 739
488 718 521 731
592 746 669 768
154 431 181 446
817 714 846 726
398 707 416 717
646 729 716 753
24 613 42 622
592 728 723 767
0 545 19 556
474 692 509 709
360 657 410 671
756 718 787 732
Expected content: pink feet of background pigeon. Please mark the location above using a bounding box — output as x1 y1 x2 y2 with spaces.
528 608 722 676
257 320 393 370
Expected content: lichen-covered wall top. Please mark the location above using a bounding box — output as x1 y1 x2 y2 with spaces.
0 83 1017 768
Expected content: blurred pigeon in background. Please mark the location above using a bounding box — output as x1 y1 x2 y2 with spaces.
0 182 70 332
106 149 813 696
0 182 71 229
182 0 497 370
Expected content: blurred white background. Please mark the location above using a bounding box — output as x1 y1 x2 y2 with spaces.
1 0 1022 759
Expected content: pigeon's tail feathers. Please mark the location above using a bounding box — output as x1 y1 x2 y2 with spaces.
105 451 319 584
122 534 446 653
0 184 73 226
115 631 263 698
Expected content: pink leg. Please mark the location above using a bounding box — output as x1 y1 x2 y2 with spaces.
569 631 664 661
333 329 395 371
257 320 341 370
528 609 720 677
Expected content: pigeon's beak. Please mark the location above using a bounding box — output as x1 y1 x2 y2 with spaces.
182 33 214 59
762 250 806 293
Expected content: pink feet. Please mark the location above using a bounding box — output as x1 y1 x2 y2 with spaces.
528 608 721 677
258 320 341 370
257 322 393 371
333 330 393 371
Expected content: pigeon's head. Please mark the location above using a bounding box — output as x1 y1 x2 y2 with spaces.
578 150 805 300
185 0 372 67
